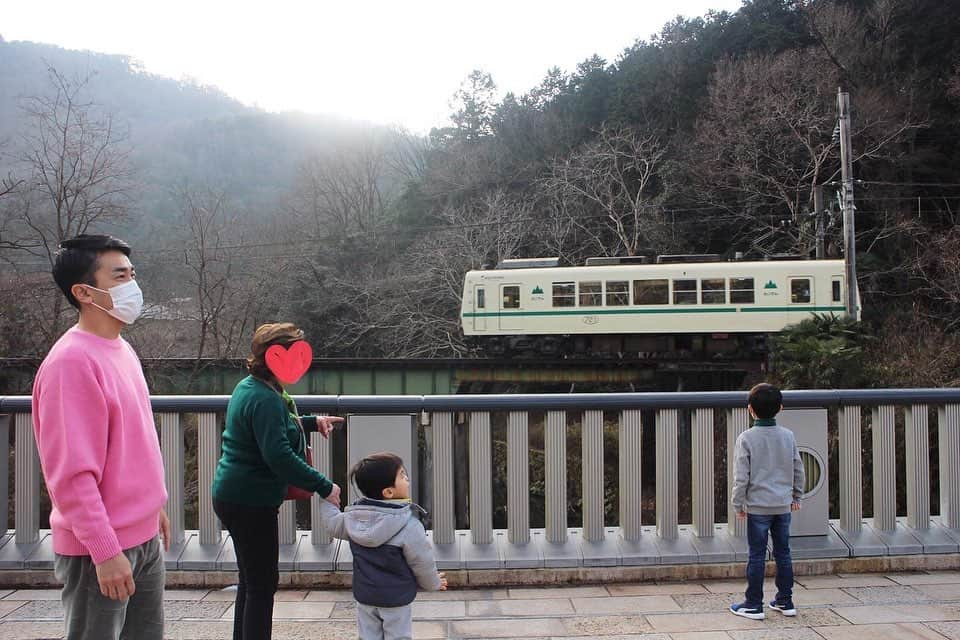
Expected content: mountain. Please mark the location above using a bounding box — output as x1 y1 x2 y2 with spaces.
0 38 393 241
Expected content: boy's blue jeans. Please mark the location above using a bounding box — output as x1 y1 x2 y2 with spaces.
745 512 794 607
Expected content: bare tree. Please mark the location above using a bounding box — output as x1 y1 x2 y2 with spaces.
684 45 926 256
540 125 672 259
867 313 960 387
804 0 915 87
315 190 529 357
384 126 430 183
0 145 26 257
948 63 960 102
911 223 960 331
174 186 280 369
0 67 135 349
288 135 392 245
16 68 134 259
685 49 839 255
0 169 21 201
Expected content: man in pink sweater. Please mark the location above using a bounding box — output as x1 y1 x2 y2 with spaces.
32 234 170 640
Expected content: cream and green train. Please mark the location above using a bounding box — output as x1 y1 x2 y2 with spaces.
459 257 857 357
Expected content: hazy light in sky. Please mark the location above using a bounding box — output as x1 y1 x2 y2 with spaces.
4 0 745 132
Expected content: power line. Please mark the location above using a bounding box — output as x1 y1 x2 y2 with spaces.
859 180 960 188
855 195 960 202
0 208 808 268
6 193 954 270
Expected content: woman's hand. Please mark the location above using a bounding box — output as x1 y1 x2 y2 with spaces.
316 416 344 438
325 483 342 508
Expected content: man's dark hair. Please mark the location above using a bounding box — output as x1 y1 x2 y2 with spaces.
52 235 131 309
350 452 405 500
748 383 783 419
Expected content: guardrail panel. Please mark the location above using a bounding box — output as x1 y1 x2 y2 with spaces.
872 405 896 531
692 408 714 538
507 411 530 544
619 409 643 541
197 412 221 545
159 413 185 545
727 408 749 538
431 412 455 544
582 410 604 542
839 406 862 532
0 415 9 537
545 410 567 543
469 412 493 545
310 429 333 545
656 409 678 540
14 413 39 544
939 404 960 529
904 405 931 530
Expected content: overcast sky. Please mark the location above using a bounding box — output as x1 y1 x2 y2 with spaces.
4 0 745 132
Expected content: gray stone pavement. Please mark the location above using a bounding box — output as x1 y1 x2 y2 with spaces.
1 571 960 639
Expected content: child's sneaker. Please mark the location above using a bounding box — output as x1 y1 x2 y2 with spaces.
730 602 765 620
769 599 797 616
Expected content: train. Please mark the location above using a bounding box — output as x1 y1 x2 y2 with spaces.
460 255 857 358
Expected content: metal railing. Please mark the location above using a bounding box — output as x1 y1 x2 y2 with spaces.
2 389 959 570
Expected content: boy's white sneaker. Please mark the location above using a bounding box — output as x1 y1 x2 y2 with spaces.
769 599 797 616
730 602 765 620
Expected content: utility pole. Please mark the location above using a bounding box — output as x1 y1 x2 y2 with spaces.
814 184 825 260
838 89 857 320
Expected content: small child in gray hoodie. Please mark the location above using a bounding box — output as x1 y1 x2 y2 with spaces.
319 452 447 640
730 383 805 621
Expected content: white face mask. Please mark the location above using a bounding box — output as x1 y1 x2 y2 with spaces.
86 279 144 325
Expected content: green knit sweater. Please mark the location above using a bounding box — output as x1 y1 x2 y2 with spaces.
212 376 333 506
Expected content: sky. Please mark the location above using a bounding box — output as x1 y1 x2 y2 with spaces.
4 0 745 133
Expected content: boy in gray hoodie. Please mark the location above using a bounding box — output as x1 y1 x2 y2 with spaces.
319 452 446 640
729 383 805 621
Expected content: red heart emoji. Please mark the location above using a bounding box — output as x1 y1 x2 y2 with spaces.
265 341 313 385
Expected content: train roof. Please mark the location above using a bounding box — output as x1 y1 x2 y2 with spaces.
471 257 844 275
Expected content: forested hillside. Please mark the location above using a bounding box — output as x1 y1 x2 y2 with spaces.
2 0 960 387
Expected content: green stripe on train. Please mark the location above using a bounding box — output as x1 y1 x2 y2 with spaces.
462 306 846 318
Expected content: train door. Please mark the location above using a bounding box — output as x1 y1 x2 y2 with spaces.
498 284 523 330
473 285 487 331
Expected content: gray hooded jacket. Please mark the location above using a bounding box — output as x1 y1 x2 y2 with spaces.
319 498 442 607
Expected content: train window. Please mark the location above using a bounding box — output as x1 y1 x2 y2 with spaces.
477 289 486 309
579 281 602 306
791 278 812 303
552 282 575 307
606 281 629 306
701 278 726 304
633 279 668 305
502 286 520 309
832 278 842 302
673 279 697 305
729 277 755 304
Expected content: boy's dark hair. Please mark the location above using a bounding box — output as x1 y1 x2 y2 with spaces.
350 452 404 499
52 234 131 309
748 383 783 419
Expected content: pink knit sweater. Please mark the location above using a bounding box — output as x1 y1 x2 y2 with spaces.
32 327 167 564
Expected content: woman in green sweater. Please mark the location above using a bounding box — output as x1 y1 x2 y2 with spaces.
212 323 341 640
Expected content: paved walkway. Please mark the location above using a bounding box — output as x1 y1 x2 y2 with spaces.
1 571 959 639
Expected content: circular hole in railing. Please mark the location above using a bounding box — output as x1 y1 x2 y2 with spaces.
799 448 824 497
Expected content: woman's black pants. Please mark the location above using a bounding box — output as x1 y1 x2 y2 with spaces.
213 500 280 640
